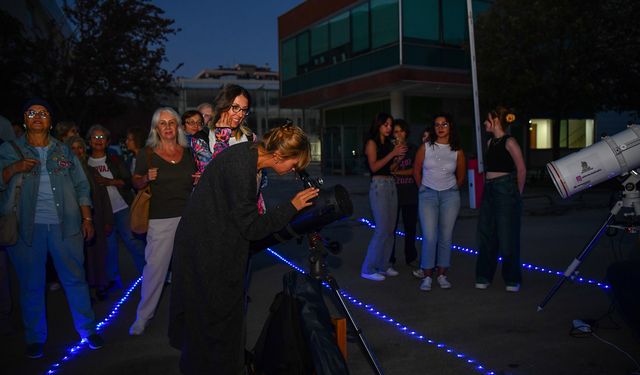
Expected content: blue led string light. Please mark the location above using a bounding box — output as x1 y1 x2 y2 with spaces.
266 247 497 375
358 217 610 289
44 276 143 375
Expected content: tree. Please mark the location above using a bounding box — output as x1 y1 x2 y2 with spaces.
3 0 179 127
474 0 640 120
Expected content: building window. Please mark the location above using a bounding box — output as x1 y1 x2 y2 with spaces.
330 12 350 49
370 0 399 49
311 21 329 57
297 32 310 66
568 119 594 148
403 0 439 41
351 2 370 53
281 38 296 80
529 119 552 149
442 0 467 45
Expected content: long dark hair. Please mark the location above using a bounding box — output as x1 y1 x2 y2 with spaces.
211 84 252 127
368 112 393 147
429 112 460 151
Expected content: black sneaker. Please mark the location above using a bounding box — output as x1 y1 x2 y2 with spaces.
85 334 104 350
26 343 44 358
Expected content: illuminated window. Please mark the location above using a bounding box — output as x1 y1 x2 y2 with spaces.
529 119 552 149
568 119 594 148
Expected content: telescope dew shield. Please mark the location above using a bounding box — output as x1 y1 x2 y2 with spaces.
250 184 353 253
547 125 640 198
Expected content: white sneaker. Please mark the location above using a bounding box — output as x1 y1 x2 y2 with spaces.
382 267 399 277
412 269 426 279
505 284 520 292
437 275 452 289
419 276 432 291
475 282 489 289
129 320 147 336
361 272 385 281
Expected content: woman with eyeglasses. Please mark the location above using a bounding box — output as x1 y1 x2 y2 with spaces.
181 110 212 173
360 113 407 281
87 125 146 288
168 123 318 375
475 106 526 292
412 113 466 291
129 107 197 335
0 99 103 358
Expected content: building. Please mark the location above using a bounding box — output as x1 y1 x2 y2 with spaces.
170 64 321 161
278 0 493 175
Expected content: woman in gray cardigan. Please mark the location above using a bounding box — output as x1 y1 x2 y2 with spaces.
169 124 318 375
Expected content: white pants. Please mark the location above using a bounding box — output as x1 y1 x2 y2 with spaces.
134 216 181 323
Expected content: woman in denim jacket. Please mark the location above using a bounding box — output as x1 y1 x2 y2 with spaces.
0 99 102 358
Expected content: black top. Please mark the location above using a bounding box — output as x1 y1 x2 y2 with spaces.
135 147 196 219
168 142 298 375
394 142 418 205
370 138 394 176
485 135 515 173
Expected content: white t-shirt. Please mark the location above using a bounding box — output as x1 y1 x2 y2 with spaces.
88 156 129 213
422 143 458 191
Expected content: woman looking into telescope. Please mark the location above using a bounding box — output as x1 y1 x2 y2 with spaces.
475 106 526 292
168 123 319 375
360 113 407 281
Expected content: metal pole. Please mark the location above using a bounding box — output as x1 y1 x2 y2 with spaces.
466 0 484 173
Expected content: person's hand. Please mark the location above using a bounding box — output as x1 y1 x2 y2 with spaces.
192 172 201 185
392 144 407 157
290 187 320 211
95 175 111 186
11 158 39 173
82 220 95 241
147 168 158 182
218 112 231 126
104 224 113 237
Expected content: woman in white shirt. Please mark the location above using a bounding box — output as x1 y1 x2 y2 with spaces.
413 113 466 291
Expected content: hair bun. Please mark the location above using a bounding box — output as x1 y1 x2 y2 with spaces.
506 113 516 123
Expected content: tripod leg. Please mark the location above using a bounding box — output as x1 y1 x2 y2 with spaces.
537 213 615 311
327 277 384 375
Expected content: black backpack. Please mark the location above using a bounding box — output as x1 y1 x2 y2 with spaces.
251 272 349 375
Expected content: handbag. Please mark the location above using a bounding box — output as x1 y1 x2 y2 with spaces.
130 147 153 234
0 141 25 246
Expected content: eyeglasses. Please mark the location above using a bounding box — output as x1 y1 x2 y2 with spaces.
434 122 449 128
229 104 250 116
92 135 106 140
185 119 203 126
26 110 49 119
158 120 177 128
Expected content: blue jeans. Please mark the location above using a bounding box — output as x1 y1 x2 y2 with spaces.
361 177 397 274
107 208 146 280
475 174 522 284
7 224 96 344
418 185 461 270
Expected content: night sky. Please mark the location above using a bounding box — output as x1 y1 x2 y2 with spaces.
151 0 304 78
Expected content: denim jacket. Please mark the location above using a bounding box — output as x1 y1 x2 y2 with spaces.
0 136 91 245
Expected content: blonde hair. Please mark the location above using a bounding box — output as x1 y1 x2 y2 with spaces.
258 123 310 171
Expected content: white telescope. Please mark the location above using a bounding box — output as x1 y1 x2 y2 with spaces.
547 125 640 198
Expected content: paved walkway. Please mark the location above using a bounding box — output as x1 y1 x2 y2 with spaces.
2 174 640 375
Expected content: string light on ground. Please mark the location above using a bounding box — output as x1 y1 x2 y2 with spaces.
44 277 143 375
266 248 497 375
358 217 610 289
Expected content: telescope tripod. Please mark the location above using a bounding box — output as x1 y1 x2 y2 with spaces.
307 232 384 375
537 171 640 311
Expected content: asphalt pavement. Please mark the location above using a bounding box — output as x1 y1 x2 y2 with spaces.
2 173 640 375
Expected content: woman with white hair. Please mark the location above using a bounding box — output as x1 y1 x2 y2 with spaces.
129 107 197 335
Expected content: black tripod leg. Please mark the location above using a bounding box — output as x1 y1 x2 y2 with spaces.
327 277 384 375
537 213 616 311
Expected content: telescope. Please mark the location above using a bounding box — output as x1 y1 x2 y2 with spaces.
547 125 640 198
249 172 353 253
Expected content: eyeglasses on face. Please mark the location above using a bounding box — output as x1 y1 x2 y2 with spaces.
434 122 449 128
229 104 250 116
158 120 178 128
92 135 107 140
185 119 203 126
26 110 49 119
